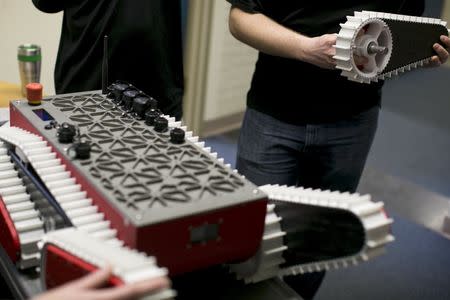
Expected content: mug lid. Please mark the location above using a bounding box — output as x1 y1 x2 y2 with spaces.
18 44 41 62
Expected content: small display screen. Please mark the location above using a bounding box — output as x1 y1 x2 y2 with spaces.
33 109 55 121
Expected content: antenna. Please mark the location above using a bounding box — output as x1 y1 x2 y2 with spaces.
102 35 109 94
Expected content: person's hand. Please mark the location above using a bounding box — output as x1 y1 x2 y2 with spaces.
428 35 450 67
301 34 337 70
32 266 170 300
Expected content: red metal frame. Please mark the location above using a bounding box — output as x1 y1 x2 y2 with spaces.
43 244 124 289
11 104 268 275
137 200 268 275
0 196 21 262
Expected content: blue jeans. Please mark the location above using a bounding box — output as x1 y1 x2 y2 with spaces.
237 106 379 193
236 106 379 299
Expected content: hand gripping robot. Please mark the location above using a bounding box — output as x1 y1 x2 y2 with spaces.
3 9 445 299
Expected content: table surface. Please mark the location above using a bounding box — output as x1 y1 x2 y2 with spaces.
0 81 23 108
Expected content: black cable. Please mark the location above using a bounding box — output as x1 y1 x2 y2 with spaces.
102 35 109 94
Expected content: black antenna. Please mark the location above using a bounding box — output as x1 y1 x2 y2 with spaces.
102 35 109 94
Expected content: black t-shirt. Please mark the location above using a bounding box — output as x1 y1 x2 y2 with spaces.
32 0 184 119
227 0 425 124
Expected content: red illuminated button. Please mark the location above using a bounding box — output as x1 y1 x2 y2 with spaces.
26 82 43 106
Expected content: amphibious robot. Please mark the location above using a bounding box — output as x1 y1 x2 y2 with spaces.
0 11 446 299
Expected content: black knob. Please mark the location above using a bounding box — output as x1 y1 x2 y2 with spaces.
170 128 185 144
74 141 91 159
133 96 150 118
154 117 168 132
122 89 139 109
145 109 161 126
106 83 116 99
57 123 77 144
111 82 129 103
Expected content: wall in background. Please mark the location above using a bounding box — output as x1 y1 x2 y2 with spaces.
444 0 450 20
183 0 258 136
0 0 446 119
202 1 257 123
0 1 62 94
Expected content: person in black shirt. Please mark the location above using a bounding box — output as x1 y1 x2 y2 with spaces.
32 0 184 119
226 1 449 299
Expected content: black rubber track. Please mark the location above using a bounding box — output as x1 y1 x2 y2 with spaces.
383 19 448 73
272 200 365 268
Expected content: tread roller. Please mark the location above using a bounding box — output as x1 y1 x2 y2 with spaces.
0 128 174 299
0 126 121 245
231 185 394 283
334 11 449 83
0 141 44 269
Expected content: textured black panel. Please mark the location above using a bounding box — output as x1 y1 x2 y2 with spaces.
273 201 365 266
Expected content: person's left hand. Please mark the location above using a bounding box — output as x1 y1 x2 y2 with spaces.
428 35 450 67
32 266 170 300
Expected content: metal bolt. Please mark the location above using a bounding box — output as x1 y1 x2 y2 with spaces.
367 42 388 55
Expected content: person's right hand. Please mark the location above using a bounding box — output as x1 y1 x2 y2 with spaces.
32 266 170 300
428 35 450 67
301 34 337 70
